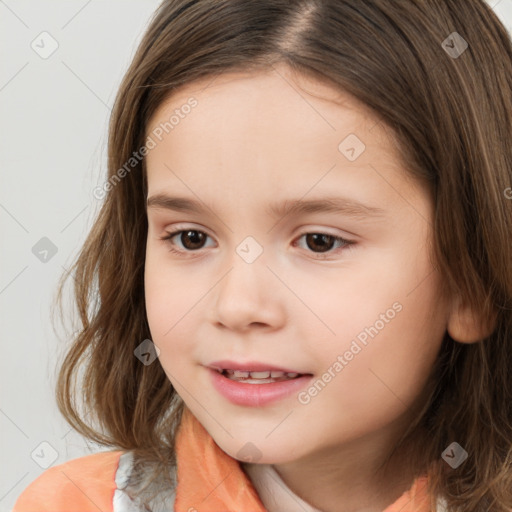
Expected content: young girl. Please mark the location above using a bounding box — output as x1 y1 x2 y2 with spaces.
13 0 512 511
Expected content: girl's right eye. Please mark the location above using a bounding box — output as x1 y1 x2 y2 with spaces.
159 229 214 255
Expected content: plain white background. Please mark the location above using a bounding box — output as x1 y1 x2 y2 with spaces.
1 1 511 511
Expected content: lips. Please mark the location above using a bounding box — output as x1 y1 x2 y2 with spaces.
208 367 314 406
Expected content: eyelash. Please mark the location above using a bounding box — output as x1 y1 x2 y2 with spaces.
158 228 355 258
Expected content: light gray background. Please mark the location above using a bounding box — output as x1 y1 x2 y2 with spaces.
1 1 511 510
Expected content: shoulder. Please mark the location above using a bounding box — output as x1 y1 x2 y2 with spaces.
13 450 124 512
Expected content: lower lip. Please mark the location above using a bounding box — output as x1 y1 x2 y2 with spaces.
208 367 313 406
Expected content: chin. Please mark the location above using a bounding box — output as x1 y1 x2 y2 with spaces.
215 437 299 465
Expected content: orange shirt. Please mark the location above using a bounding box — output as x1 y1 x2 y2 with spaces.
14 406 440 512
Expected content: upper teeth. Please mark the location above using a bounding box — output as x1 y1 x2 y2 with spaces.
222 369 299 379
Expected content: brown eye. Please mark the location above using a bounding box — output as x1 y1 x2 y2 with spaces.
160 229 213 253
179 230 207 250
295 232 354 256
304 233 336 253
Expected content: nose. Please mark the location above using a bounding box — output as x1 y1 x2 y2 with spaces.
210 255 286 332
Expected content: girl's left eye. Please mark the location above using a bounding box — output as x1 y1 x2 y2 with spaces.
159 229 355 257
293 232 354 255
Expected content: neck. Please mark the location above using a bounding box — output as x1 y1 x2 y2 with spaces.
265 417 426 512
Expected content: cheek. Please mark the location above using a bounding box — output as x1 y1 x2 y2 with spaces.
144 250 216 376
144 250 194 345
306 255 445 417
299 313 444 446
317 280 445 423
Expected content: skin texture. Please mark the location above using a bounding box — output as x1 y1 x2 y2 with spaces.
143 63 483 512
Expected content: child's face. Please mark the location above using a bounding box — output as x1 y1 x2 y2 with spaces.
144 63 450 466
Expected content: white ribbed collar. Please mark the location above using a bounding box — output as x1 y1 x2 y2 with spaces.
241 461 324 512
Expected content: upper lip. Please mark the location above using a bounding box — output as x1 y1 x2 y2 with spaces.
207 359 310 374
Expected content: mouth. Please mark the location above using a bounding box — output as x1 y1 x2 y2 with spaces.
212 368 311 383
207 366 314 406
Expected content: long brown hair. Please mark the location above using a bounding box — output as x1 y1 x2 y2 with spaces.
53 1 512 509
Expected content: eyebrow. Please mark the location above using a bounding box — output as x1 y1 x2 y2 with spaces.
146 194 387 220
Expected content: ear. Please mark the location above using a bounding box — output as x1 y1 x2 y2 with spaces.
446 296 497 343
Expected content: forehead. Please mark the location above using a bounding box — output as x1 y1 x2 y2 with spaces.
143 64 424 218
146 64 386 143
